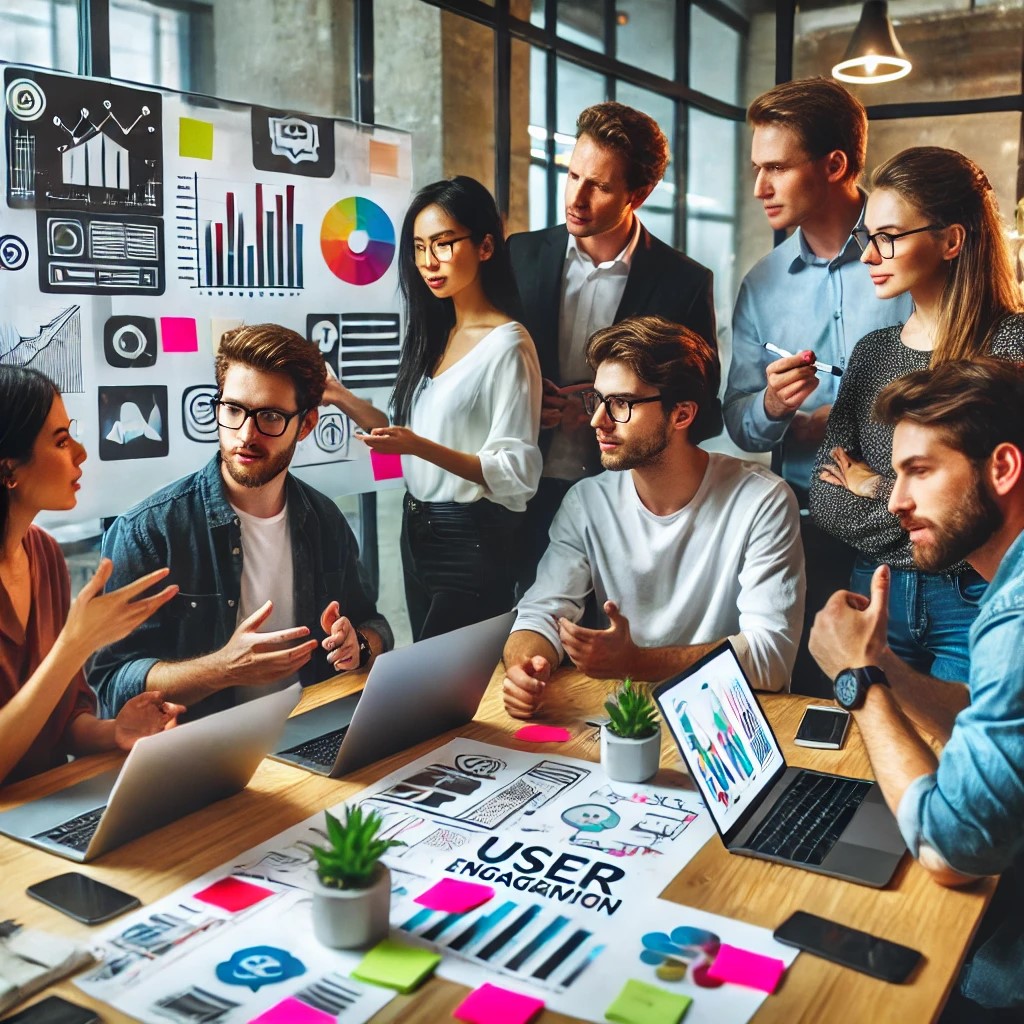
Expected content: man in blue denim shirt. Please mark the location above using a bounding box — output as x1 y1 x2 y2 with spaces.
90 324 393 720
810 359 1024 1014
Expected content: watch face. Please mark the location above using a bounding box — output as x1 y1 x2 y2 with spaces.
834 670 859 709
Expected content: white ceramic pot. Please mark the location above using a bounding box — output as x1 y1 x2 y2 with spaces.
600 724 661 783
311 863 391 949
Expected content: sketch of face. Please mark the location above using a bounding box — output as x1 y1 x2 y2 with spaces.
561 803 621 833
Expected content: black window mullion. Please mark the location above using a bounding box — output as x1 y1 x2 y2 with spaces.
604 0 615 102
545 0 557 227
79 0 111 78
494 0 511 217
676 0 690 250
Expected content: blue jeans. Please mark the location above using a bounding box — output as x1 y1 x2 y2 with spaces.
849 556 987 682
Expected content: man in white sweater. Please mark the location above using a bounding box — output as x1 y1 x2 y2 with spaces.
503 315 804 719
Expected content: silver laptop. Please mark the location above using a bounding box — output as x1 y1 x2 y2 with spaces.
653 642 906 888
271 612 514 778
0 684 300 863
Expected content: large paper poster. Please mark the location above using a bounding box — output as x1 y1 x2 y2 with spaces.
1 64 412 527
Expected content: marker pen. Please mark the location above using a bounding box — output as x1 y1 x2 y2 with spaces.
764 342 843 377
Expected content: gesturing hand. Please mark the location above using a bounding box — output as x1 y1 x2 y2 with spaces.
819 446 883 498
357 426 422 456
503 655 552 720
219 600 319 686
113 690 185 751
763 350 819 420
809 564 891 680
320 601 362 673
558 601 636 678
60 560 178 662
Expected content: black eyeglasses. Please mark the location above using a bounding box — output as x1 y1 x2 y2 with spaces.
213 399 306 437
581 389 663 423
413 235 473 265
852 224 944 260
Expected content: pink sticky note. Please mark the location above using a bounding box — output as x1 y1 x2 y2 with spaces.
193 877 274 913
370 449 403 480
514 725 571 743
453 982 545 1024
248 997 333 1024
706 943 786 993
416 877 494 914
160 316 199 353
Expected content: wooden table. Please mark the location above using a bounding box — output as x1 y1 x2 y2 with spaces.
0 668 995 1023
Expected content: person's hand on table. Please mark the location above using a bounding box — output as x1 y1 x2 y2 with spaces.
558 601 636 678
114 691 185 750
503 656 552 719
809 564 890 679
320 601 361 673
819 446 883 498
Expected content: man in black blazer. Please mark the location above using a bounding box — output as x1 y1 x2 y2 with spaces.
510 102 716 591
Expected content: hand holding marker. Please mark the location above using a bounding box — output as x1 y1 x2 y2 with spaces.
764 342 842 378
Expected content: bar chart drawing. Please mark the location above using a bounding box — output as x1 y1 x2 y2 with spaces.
176 173 304 296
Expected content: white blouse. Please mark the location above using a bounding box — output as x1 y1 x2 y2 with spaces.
405 320 542 512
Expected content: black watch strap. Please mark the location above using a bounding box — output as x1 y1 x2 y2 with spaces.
356 630 372 669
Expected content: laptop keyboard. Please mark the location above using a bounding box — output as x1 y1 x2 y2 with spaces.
280 727 348 768
746 771 869 866
33 805 106 852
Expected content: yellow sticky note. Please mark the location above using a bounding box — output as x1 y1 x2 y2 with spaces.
352 937 441 993
369 139 399 177
180 117 214 160
605 979 692 1024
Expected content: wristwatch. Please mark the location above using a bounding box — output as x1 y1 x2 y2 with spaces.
833 665 889 710
355 630 372 669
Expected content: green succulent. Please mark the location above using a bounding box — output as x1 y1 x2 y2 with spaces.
310 805 405 890
604 678 659 740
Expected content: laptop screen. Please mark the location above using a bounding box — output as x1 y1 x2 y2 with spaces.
655 643 785 837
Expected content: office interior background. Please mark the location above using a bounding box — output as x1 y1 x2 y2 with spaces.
3 0 1022 645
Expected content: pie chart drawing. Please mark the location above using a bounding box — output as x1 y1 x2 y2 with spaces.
320 196 395 285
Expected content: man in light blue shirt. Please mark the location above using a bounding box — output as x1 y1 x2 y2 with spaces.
810 359 1024 1014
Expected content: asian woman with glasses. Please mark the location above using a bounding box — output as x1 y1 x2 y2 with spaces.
809 147 1024 681
326 176 541 640
0 366 182 785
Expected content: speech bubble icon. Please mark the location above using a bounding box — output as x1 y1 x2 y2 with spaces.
269 115 319 164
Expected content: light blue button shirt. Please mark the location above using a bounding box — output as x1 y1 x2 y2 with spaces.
724 204 913 494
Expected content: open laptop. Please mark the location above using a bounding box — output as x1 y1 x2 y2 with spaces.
271 611 515 778
0 684 300 863
653 642 906 888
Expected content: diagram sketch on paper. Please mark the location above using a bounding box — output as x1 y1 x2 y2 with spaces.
0 305 83 392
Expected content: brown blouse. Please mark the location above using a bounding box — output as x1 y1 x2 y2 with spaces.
0 525 96 784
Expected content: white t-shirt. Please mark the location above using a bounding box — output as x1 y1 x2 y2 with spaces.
514 453 805 692
405 320 542 512
231 500 297 702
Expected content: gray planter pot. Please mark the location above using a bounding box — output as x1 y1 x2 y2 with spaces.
600 724 661 783
311 863 391 949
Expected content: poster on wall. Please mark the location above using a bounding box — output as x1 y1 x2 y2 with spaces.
1 63 412 527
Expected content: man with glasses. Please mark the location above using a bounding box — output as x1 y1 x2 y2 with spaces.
502 316 803 719
90 323 392 719
509 102 716 593
722 78 912 692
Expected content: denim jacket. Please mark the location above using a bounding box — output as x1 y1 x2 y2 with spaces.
89 456 393 719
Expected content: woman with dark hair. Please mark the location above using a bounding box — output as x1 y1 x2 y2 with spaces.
327 176 541 640
810 147 1024 680
0 366 183 785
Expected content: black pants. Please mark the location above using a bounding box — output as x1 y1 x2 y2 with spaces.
401 493 521 641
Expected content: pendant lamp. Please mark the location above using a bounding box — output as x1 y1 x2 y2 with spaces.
832 1 912 84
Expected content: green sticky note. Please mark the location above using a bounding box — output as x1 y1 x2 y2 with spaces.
605 979 692 1024
179 117 213 159
352 937 441 993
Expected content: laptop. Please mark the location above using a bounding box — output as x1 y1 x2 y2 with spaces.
271 611 515 778
653 642 906 888
0 684 300 863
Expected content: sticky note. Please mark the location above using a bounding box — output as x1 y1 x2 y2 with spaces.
193 877 274 913
705 943 786 993
160 317 199 353
369 139 399 176
179 117 213 160
514 725 571 743
352 937 441 993
370 449 403 480
415 878 494 914
454 982 545 1024
605 979 691 1024
249 996 333 1024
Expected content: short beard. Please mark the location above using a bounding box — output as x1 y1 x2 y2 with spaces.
600 430 670 472
910 473 1002 573
221 437 297 489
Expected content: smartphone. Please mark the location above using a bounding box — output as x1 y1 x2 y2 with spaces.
0 995 100 1024
794 705 851 750
773 910 922 983
27 871 140 926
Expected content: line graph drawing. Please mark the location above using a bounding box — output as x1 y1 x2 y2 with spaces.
0 305 83 392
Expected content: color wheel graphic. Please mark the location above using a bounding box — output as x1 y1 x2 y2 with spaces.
320 196 395 285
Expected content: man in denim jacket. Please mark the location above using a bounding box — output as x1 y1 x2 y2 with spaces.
90 324 392 720
810 359 1024 1014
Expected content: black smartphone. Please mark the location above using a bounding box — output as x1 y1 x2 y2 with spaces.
794 705 851 750
773 910 922 983
0 995 100 1024
26 871 140 926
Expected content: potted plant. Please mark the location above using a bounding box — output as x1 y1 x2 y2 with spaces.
309 804 404 949
600 678 662 783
